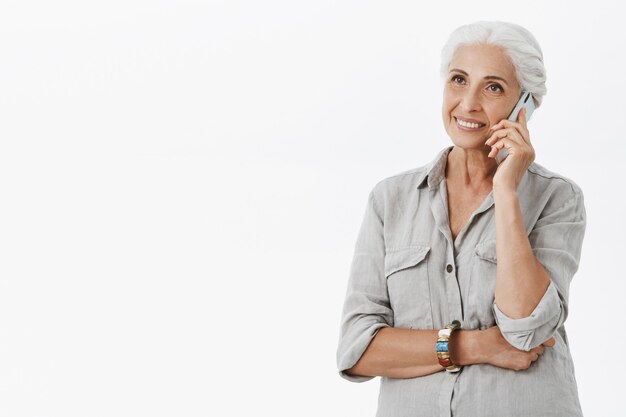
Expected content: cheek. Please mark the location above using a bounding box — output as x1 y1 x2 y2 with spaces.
484 104 512 124
490 96 520 122
441 101 454 124
442 87 463 107
442 92 455 115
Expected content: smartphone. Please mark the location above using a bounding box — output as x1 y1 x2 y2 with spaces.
495 91 536 164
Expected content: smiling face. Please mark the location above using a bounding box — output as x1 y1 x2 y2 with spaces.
442 43 522 150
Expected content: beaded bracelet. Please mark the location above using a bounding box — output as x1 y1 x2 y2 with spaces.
436 320 462 373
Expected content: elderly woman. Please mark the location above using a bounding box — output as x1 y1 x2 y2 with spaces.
336 21 586 417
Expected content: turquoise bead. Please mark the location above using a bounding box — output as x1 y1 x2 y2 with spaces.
436 341 449 352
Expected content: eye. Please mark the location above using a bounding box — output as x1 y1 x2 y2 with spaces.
488 83 504 93
450 75 465 84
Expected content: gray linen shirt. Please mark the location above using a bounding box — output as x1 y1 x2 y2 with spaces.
336 145 586 417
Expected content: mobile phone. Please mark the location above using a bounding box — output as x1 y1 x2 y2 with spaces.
495 91 536 164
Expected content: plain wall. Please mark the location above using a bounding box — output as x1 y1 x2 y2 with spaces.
0 1 623 416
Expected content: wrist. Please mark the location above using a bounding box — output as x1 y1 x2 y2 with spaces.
449 329 483 366
492 183 518 196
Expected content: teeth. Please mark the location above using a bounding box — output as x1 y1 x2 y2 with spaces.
456 118 484 129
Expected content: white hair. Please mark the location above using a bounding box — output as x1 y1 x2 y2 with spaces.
440 21 547 108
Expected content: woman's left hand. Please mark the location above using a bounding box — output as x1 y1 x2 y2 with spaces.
485 107 535 191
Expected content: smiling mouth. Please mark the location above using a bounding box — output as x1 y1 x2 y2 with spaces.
455 117 486 130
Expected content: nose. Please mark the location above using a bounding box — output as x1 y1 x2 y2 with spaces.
459 88 482 112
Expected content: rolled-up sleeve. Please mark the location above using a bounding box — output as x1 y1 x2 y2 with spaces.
493 189 586 351
336 186 393 382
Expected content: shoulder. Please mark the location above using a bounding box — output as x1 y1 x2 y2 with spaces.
525 161 585 216
367 145 452 202
527 162 583 195
369 165 429 204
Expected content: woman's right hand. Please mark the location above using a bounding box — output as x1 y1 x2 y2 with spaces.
479 326 555 371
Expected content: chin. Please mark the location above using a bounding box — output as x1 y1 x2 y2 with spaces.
448 134 489 152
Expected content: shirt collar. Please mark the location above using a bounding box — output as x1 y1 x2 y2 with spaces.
416 145 454 190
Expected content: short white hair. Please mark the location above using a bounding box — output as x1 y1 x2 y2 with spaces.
440 21 547 108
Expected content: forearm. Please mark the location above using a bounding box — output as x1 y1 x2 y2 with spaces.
493 187 550 318
346 327 481 379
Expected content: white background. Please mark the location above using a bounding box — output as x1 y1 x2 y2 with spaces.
0 0 624 416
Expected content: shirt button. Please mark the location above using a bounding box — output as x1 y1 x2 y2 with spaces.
446 264 453 273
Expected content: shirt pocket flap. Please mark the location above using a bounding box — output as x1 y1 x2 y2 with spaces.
384 246 430 277
475 239 497 263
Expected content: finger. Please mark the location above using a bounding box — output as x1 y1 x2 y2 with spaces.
488 142 504 159
485 129 506 145
521 108 529 132
527 350 539 363
486 127 530 158
519 109 531 145
485 127 525 147
492 117 523 130
542 337 556 347
490 117 530 145
487 137 516 159
518 107 527 129
487 142 502 159
530 345 545 356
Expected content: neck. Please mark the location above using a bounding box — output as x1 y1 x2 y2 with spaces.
445 146 497 189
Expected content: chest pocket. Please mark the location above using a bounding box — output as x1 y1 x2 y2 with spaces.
469 239 498 327
384 246 433 329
